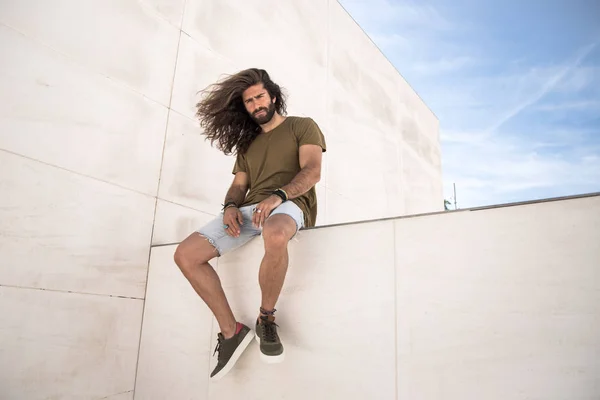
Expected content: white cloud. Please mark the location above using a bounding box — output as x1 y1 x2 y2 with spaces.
442 126 600 207
339 0 454 32
412 56 476 75
553 65 600 93
339 0 600 207
439 130 488 145
535 100 600 112
485 43 598 133
369 32 411 52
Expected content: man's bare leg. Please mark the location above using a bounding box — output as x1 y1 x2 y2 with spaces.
174 233 237 338
254 214 296 362
259 214 297 315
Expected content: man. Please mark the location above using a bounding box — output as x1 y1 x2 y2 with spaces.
174 68 326 380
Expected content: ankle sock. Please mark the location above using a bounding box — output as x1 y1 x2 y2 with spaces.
235 322 243 335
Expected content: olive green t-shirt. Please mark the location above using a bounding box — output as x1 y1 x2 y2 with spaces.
232 116 327 228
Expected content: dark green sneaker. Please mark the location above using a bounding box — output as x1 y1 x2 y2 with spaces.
255 315 284 363
210 323 253 380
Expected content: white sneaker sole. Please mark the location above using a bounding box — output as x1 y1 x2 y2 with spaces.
255 332 285 363
210 329 254 381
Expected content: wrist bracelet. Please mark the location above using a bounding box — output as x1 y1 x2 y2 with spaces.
222 201 237 211
272 189 288 202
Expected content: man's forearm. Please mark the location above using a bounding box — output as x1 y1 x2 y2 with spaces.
224 185 246 206
281 167 321 200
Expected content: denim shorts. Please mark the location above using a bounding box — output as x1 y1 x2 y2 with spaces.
196 201 305 256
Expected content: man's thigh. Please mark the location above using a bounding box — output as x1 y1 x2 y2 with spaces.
196 205 261 256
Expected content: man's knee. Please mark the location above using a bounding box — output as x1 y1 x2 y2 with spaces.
263 216 295 250
173 244 189 268
174 245 195 273
174 234 216 272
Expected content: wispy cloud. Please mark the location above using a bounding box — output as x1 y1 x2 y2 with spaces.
340 0 600 207
534 100 600 112
553 65 600 93
442 130 600 207
340 0 454 32
486 43 598 133
412 56 477 75
369 32 411 52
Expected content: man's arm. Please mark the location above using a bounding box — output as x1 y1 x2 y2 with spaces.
281 144 323 199
224 172 249 206
252 144 322 228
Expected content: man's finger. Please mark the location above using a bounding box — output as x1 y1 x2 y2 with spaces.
237 211 244 226
252 208 258 228
261 208 268 228
226 220 239 237
224 215 236 232
259 207 269 228
229 216 240 233
223 216 237 237
254 206 265 228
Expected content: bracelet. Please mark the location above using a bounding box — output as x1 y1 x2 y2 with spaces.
222 201 237 211
272 189 288 202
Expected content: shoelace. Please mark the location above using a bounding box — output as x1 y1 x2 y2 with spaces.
260 316 279 342
213 335 223 359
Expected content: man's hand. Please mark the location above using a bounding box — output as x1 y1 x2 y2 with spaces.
252 195 283 228
223 206 243 237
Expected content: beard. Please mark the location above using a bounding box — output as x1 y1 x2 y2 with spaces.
250 103 276 125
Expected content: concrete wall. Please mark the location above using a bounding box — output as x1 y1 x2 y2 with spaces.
132 195 600 400
0 0 441 240
3 192 599 398
1 0 440 398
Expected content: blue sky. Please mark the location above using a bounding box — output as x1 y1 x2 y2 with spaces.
339 0 600 208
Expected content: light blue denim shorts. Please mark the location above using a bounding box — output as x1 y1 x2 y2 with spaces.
196 201 305 256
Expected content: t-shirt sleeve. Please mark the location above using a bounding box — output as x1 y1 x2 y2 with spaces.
296 118 327 152
232 152 247 174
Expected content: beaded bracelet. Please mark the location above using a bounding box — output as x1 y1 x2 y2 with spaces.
222 201 237 211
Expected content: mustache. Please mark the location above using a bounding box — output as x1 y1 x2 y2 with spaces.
253 108 268 116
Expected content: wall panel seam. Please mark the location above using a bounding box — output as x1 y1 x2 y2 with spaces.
0 148 157 199
0 284 144 300
0 21 172 109
133 14 186 397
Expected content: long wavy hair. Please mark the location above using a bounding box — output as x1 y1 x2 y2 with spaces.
195 68 287 155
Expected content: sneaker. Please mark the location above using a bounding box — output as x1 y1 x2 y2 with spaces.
255 315 284 363
210 323 253 380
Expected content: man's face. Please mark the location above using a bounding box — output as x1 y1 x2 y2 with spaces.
242 83 276 125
